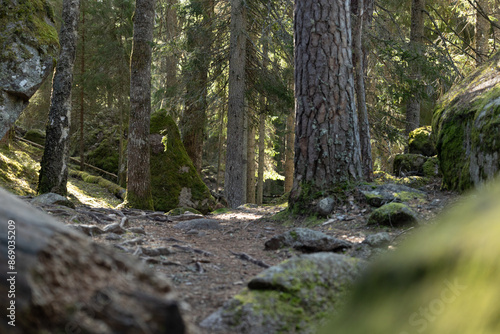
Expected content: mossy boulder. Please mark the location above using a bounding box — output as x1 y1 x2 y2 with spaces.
150 112 215 213
367 202 419 227
0 0 59 138
408 126 436 156
24 128 46 146
320 178 500 334
433 51 500 192
422 155 440 177
201 253 365 334
393 153 427 176
358 183 427 207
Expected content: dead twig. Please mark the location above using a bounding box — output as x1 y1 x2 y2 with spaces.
229 251 270 268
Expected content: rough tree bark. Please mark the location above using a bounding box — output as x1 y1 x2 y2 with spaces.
125 0 155 210
475 0 491 64
225 0 247 208
0 188 186 333
38 0 80 196
352 0 373 180
289 0 363 213
405 0 426 136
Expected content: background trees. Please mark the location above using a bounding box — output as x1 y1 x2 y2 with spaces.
14 0 499 208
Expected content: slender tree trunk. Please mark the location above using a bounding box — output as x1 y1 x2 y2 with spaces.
159 0 179 111
405 0 425 137
475 0 490 64
256 111 265 205
79 2 85 172
215 103 226 193
290 0 363 213
284 109 295 193
246 109 256 203
125 0 155 210
225 0 247 208
352 0 373 181
38 0 80 196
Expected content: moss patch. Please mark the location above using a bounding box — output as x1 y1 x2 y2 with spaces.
150 111 214 213
408 126 436 156
433 51 500 191
367 202 418 227
0 141 40 195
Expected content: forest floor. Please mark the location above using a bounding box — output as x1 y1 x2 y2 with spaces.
2 139 460 332
27 180 459 333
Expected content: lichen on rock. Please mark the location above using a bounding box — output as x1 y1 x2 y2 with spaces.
200 253 366 334
0 0 59 137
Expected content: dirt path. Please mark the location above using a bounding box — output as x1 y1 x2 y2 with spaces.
27 182 458 333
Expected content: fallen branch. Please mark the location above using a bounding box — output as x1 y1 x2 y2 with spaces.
229 251 270 268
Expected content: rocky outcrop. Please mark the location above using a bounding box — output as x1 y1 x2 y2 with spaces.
201 253 365 334
433 51 500 191
0 0 59 138
319 178 500 334
150 111 215 213
357 183 427 207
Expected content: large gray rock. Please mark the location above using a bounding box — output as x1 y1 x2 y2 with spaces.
265 228 352 253
201 253 366 334
433 51 500 191
0 0 59 137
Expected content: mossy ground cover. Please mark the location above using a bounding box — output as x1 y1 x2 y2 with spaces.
0 139 121 208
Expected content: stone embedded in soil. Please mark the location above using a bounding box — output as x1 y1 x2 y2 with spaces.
367 203 418 227
362 232 392 248
31 193 76 209
174 218 221 230
265 228 352 253
357 183 427 207
200 253 366 334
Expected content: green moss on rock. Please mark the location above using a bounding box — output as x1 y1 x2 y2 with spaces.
150 111 214 213
367 202 418 227
393 153 427 176
201 253 365 334
433 51 500 192
24 129 46 146
408 126 436 156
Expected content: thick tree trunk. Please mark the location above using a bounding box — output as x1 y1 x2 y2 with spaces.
475 0 490 64
256 112 265 205
38 0 80 196
405 0 425 136
290 0 363 213
0 188 186 333
352 0 373 181
284 109 295 193
225 0 247 208
125 0 155 210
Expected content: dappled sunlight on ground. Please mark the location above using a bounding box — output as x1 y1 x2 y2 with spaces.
67 179 121 208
